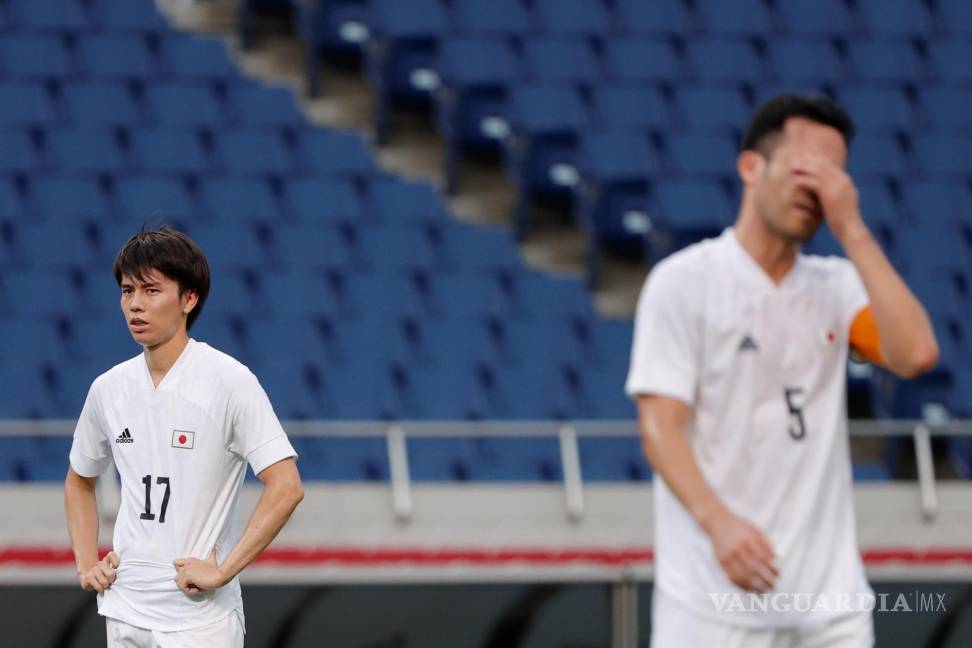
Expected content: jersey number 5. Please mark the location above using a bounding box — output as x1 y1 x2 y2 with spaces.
140 474 171 523
785 388 806 441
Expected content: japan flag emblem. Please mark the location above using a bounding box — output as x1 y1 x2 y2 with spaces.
171 430 195 450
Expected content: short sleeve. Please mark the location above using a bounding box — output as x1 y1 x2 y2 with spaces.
228 370 297 476
836 258 869 332
69 384 112 478
624 260 701 404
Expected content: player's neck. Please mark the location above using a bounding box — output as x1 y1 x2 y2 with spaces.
733 209 799 286
144 331 190 387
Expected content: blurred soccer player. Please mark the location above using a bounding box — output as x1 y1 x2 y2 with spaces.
64 227 303 647
626 95 938 647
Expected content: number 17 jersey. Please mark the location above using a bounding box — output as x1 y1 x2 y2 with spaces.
69 339 298 632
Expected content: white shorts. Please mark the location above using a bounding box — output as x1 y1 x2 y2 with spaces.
650 588 874 648
106 611 244 648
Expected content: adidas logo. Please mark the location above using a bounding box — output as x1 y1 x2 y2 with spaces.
738 335 759 352
115 428 134 444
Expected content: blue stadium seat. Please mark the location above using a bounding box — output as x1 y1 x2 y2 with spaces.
505 83 590 238
130 129 212 174
522 37 601 85
929 40 972 83
847 40 926 83
777 0 856 35
79 34 159 78
191 223 275 270
508 273 593 321
145 81 227 127
226 83 306 128
857 0 933 36
116 176 197 223
852 461 892 481
648 179 733 260
201 268 267 317
287 437 389 480
586 318 635 371
94 0 171 32
5 0 92 31
47 128 127 173
273 227 348 270
837 86 914 132
215 129 292 174
497 319 579 368
436 37 520 192
939 0 972 36
294 130 373 176
0 35 73 78
342 271 430 318
160 34 238 79
603 37 684 82
579 436 651 481
664 132 738 176
259 270 345 317
0 131 39 172
696 0 773 35
767 39 846 84
614 0 694 35
201 176 282 224
32 175 110 221
530 0 611 38
895 221 972 272
425 273 509 319
73 318 143 369
8 0 92 30
63 80 142 126
921 87 972 130
913 134 972 177
901 181 972 223
285 178 363 225
440 224 522 273
857 181 903 228
591 84 672 129
575 128 658 282
451 0 532 38
686 38 768 83
366 0 451 142
461 437 564 480
0 83 57 126
0 180 24 221
18 221 107 268
290 0 370 97
674 86 750 131
408 437 478 480
367 178 446 227
846 134 909 179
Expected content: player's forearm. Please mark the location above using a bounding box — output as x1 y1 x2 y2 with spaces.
217 477 303 583
64 470 101 573
637 399 728 532
839 221 939 377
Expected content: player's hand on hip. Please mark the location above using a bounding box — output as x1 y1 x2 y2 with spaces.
704 508 779 593
173 548 225 595
79 551 119 593
790 152 864 242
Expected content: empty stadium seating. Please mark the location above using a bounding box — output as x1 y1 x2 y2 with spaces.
2 0 970 484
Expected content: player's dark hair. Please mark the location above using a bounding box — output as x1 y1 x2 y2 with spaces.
740 93 855 157
113 225 210 331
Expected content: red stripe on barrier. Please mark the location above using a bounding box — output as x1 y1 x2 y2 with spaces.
3 547 972 568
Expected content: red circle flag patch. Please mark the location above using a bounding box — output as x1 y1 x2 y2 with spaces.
171 430 195 449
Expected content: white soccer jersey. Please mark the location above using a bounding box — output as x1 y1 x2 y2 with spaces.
69 338 297 632
626 228 874 628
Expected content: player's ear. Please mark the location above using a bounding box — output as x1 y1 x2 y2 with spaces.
737 149 763 187
182 289 199 315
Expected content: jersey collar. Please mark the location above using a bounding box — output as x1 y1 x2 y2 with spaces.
141 337 196 392
721 227 805 295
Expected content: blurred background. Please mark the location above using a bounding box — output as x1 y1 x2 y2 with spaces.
0 0 970 645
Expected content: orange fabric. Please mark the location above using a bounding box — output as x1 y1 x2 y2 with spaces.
849 306 883 364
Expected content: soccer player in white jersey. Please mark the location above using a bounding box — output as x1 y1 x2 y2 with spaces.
627 94 939 647
64 227 304 647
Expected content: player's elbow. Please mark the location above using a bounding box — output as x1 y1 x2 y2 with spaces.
895 339 940 379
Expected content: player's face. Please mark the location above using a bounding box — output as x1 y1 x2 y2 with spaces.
119 269 195 348
753 117 848 243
